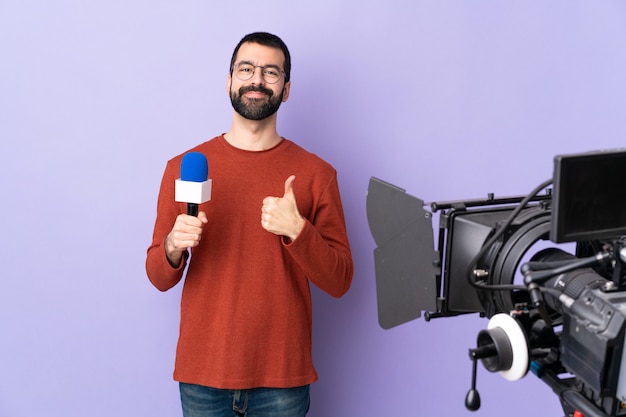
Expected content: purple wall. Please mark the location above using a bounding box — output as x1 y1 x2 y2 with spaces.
2 1 626 416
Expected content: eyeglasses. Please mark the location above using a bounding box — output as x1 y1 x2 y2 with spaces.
233 62 285 84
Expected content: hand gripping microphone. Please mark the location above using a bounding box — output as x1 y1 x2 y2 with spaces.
175 152 212 216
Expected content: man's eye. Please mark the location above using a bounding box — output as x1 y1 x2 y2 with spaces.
265 69 279 77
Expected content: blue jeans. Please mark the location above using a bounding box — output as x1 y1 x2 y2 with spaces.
180 383 310 417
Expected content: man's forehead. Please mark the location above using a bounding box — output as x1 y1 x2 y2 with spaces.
235 42 285 66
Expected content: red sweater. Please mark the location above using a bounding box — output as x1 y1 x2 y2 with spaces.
146 135 353 389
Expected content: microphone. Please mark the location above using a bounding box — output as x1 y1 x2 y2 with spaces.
175 152 212 216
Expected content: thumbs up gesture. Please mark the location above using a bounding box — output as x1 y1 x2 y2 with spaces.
261 175 305 241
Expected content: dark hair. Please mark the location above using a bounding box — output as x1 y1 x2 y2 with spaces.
229 32 291 82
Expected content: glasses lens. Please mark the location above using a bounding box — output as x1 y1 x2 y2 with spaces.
262 68 281 84
235 63 254 81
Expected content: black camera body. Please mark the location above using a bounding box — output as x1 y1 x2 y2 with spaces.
367 149 626 416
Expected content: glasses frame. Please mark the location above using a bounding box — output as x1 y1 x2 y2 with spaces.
232 62 286 84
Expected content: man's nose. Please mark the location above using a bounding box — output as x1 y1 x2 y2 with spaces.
250 67 265 85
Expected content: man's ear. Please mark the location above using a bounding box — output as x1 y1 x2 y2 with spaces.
282 81 291 102
226 73 232 95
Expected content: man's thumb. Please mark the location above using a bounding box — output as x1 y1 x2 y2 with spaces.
283 175 296 198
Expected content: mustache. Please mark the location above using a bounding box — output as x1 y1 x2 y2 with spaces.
239 85 274 97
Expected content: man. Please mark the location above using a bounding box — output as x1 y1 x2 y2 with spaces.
145 32 354 417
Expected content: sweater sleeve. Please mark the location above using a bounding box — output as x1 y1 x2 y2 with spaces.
145 160 187 292
284 173 353 298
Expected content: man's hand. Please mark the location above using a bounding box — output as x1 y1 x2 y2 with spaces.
165 211 208 267
261 175 305 241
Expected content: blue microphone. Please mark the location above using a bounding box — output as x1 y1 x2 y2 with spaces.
175 152 212 216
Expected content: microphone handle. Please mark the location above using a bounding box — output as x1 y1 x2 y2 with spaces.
187 203 198 217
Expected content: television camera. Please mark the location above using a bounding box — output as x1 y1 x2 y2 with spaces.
366 149 626 417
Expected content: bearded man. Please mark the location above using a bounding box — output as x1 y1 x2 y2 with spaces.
146 31 354 417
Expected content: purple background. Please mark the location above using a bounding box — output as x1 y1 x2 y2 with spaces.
2 1 626 416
